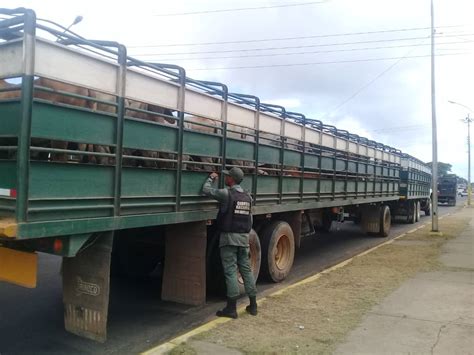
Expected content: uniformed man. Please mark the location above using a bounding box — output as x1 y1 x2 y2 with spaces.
202 167 258 318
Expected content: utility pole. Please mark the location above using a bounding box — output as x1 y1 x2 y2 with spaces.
448 103 473 206
463 114 472 206
430 0 439 232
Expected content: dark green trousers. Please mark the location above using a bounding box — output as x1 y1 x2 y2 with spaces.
220 245 257 299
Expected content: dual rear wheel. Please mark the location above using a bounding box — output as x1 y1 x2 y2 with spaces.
207 221 296 295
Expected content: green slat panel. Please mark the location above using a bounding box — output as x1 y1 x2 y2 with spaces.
357 181 365 193
347 181 356 192
282 177 300 193
375 182 382 192
0 101 20 136
240 175 254 193
335 181 345 193
0 198 15 214
180 170 210 196
257 175 279 193
31 102 115 145
28 208 111 222
258 145 280 165
335 159 346 171
358 163 366 174
183 131 221 157
0 161 16 189
375 166 382 176
367 181 375 192
283 150 301 167
303 179 318 193
348 162 357 173
29 162 114 199
304 154 319 169
123 119 177 152
226 139 255 161
321 157 333 170
367 165 375 175
320 179 333 193
383 167 389 176
122 168 176 197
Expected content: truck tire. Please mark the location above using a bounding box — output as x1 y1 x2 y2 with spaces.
260 221 295 282
415 201 421 222
424 200 431 216
314 210 333 232
407 201 416 224
377 205 391 238
237 229 261 294
112 231 163 279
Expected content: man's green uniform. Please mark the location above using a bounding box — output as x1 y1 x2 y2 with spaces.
202 176 257 300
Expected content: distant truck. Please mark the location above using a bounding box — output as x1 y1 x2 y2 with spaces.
438 175 457 206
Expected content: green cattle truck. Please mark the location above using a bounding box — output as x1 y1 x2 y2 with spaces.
0 8 431 342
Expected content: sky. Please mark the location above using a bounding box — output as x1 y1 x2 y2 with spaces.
2 0 473 179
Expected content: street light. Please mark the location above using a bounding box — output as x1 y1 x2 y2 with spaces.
54 15 83 43
448 100 473 206
66 16 83 32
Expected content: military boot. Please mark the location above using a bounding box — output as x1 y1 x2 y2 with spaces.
216 298 238 319
246 296 258 316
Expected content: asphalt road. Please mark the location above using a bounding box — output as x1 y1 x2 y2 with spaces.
0 199 465 354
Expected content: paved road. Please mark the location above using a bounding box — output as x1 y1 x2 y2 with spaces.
0 200 465 354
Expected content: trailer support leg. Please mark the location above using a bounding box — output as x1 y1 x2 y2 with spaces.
162 221 207 305
62 232 114 342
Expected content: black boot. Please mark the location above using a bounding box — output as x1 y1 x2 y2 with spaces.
216 298 238 319
246 296 258 316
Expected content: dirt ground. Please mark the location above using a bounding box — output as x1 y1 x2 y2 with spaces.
170 207 472 355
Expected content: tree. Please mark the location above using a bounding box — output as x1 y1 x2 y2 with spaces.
457 176 467 185
427 162 452 177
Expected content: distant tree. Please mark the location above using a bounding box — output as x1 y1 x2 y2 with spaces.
427 162 452 176
457 176 468 185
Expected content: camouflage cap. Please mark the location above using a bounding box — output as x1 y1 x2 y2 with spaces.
222 167 244 183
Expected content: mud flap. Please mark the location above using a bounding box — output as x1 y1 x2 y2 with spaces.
62 232 113 342
162 221 207 305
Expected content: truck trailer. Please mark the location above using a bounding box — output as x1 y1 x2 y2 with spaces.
0 8 432 342
437 175 457 206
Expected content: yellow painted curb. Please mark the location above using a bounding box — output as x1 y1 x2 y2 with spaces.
141 220 437 355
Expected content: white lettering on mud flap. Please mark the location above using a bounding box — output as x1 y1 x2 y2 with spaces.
76 277 101 296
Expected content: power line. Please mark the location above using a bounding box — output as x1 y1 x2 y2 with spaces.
152 1 330 17
132 40 473 62
318 38 430 120
188 52 469 71
127 26 464 48
369 124 430 133
130 33 474 57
